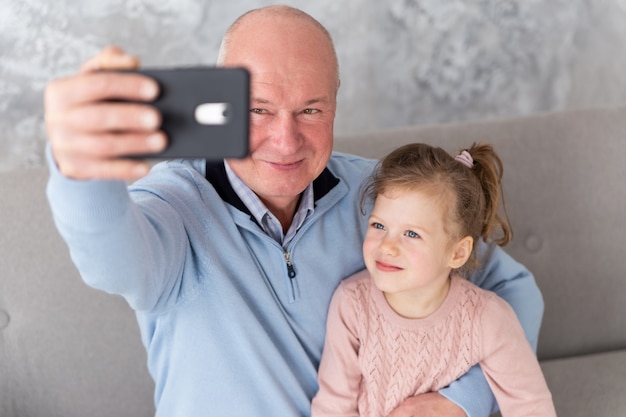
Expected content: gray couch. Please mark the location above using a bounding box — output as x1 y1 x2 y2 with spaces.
2 107 625 416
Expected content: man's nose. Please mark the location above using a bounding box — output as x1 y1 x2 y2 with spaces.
272 113 300 153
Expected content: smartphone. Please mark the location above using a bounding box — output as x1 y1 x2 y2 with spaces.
126 66 250 160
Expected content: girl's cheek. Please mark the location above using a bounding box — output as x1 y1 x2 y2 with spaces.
362 237 376 259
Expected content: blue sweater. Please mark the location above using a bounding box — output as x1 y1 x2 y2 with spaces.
46 151 543 417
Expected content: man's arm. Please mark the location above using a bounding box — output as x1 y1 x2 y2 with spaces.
45 47 184 310
46 146 191 311
311 282 362 417
388 241 543 417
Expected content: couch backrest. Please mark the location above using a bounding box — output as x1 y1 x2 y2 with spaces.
334 106 626 360
1 107 624 417
0 168 155 417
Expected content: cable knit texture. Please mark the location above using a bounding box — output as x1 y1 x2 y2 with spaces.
312 270 556 417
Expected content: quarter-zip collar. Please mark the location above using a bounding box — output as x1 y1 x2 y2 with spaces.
205 160 340 218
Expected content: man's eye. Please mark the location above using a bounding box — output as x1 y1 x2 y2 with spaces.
405 230 420 239
303 108 319 115
250 108 265 114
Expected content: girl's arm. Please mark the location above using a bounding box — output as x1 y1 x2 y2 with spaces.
479 294 556 417
439 241 545 416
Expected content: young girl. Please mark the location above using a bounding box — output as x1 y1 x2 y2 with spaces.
311 143 556 417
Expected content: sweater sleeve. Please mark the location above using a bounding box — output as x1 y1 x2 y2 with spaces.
439 241 544 417
479 295 557 417
45 146 188 311
311 282 362 417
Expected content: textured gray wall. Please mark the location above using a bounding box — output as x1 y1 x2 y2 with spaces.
1 0 626 172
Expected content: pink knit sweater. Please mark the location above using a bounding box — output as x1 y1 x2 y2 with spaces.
311 270 556 417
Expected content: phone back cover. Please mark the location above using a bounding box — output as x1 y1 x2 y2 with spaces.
139 67 249 160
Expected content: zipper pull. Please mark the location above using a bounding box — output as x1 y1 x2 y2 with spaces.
284 251 296 278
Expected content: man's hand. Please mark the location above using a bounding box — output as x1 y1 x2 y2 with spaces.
387 392 467 417
44 45 167 181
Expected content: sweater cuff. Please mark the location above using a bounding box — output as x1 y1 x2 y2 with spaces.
439 365 497 417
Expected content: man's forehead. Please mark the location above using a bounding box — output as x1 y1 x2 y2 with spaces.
249 71 336 99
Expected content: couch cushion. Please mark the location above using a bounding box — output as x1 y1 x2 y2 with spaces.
334 107 626 360
541 350 626 417
488 350 626 417
0 167 154 417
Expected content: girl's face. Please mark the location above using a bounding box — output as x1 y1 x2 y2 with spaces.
362 186 471 318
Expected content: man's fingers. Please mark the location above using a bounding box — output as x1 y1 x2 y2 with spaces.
47 101 162 133
45 45 158 113
80 45 140 73
49 130 167 159
45 72 159 112
49 130 167 181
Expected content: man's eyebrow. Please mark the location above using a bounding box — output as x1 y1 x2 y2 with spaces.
251 97 270 104
250 96 331 106
305 97 330 105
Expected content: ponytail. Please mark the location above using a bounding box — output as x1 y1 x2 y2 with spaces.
461 143 512 247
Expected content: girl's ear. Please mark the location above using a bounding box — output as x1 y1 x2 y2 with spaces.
449 236 473 269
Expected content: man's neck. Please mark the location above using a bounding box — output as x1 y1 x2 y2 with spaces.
260 194 302 233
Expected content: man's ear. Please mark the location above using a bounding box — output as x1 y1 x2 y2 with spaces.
449 236 473 269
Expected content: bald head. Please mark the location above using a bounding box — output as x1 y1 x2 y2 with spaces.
217 5 340 91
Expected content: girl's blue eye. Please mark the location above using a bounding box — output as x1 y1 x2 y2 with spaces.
405 230 420 239
371 222 385 230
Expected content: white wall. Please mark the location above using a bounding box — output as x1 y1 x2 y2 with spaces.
1 0 625 171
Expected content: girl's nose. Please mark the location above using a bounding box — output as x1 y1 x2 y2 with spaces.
379 234 399 256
